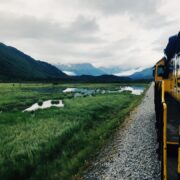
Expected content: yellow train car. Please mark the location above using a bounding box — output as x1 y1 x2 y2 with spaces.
154 32 180 180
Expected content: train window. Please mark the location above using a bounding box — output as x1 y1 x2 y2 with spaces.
168 60 174 72
153 68 155 77
157 65 164 76
178 77 180 87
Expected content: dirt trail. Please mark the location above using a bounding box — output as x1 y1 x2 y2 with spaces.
83 83 160 180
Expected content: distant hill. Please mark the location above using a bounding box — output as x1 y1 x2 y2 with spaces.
0 42 152 82
130 67 153 80
0 43 66 81
68 74 131 83
55 63 139 77
99 66 124 75
55 63 105 76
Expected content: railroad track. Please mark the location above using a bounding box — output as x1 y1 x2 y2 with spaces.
83 84 160 180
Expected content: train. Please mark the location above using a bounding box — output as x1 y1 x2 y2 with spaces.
154 32 180 179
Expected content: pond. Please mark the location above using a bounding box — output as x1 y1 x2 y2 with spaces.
119 86 144 95
62 86 145 97
23 100 64 112
23 86 144 112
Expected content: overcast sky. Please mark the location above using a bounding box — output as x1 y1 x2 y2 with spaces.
0 0 179 68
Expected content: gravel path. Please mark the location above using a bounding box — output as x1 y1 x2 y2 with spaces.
83 83 161 180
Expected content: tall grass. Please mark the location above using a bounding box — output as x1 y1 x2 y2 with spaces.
0 83 145 179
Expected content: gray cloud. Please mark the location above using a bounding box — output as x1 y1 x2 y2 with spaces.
152 28 179 53
134 14 177 30
78 0 174 31
78 0 160 15
0 13 101 44
0 0 179 68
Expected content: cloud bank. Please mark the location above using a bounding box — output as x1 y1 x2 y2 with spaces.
0 0 180 68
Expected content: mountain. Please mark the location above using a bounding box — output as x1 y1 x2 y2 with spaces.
0 42 152 82
67 74 131 83
55 62 153 80
62 71 76 76
115 67 144 76
130 67 153 80
55 63 105 76
0 43 66 81
99 66 124 75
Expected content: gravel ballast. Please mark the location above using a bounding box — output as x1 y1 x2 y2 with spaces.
83 83 161 180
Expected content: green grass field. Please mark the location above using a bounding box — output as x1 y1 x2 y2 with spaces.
0 83 147 180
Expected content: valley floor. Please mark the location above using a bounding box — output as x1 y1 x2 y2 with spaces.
0 83 147 180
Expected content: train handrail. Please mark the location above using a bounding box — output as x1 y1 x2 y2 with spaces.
162 81 167 180
161 81 165 103
178 126 180 177
162 102 167 180
155 80 167 180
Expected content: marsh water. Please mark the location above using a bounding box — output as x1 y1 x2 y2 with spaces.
63 86 144 96
24 100 64 112
119 86 144 95
24 86 144 112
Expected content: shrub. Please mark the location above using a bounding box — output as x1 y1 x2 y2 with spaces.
38 100 43 106
51 100 59 105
